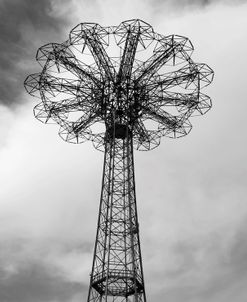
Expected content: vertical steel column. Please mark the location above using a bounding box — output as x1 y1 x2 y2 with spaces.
87 125 146 302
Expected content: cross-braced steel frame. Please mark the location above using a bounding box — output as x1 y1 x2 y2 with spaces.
24 19 213 302
88 123 146 302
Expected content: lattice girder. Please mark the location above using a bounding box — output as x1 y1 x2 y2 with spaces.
24 19 214 151
88 127 146 302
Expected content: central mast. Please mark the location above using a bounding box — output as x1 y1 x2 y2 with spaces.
88 111 146 302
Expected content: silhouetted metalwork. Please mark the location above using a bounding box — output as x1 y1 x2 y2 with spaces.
24 19 214 302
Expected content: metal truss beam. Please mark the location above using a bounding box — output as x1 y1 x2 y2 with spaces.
24 19 214 302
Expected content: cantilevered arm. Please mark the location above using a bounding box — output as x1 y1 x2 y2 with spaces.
117 28 141 83
134 36 193 83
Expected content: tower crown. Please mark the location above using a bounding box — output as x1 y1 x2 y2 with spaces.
24 19 213 151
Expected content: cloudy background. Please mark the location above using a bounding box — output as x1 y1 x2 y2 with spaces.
1 0 247 301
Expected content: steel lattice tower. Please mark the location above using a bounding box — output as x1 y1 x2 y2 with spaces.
24 19 214 302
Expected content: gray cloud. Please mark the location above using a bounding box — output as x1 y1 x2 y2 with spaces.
153 219 247 302
0 0 70 108
148 0 247 20
151 0 247 9
0 238 88 302
0 262 84 302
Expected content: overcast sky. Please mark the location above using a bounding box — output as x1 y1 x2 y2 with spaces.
1 0 247 301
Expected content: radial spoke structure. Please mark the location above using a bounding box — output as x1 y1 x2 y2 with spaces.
24 19 214 302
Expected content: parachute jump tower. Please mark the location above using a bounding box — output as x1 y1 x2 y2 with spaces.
24 19 214 302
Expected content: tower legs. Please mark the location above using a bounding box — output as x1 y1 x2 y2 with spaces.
87 133 146 302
